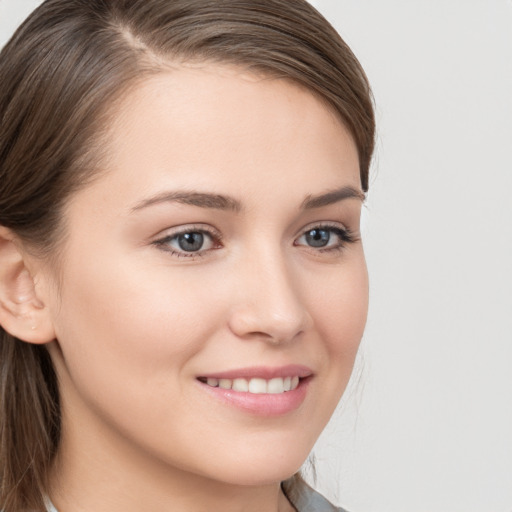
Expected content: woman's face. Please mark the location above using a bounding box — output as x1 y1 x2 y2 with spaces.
44 64 368 487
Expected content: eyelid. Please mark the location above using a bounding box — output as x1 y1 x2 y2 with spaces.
294 221 354 241
152 222 221 239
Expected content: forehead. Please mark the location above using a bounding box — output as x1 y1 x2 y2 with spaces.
68 63 361 227
100 63 359 186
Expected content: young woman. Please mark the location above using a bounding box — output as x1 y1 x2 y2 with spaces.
0 1 375 511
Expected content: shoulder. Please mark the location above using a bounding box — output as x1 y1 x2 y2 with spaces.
282 478 349 512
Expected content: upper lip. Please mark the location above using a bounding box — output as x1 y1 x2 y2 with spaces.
198 364 313 380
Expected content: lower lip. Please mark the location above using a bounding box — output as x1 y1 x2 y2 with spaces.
198 378 311 417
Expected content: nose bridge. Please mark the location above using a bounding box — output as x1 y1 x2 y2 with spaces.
229 243 310 342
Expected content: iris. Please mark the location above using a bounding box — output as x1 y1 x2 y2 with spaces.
304 229 330 248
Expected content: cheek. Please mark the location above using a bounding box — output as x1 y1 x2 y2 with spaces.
51 251 225 395
311 256 368 354
306 255 368 406
49 255 231 464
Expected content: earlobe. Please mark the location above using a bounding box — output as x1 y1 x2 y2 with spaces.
0 227 56 344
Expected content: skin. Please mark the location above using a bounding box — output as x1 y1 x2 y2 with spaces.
31 64 368 512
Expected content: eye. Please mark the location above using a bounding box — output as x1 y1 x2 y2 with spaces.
153 227 221 257
175 232 207 252
295 225 355 252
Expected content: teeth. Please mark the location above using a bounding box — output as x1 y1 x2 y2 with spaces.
219 379 231 389
268 377 284 394
203 376 301 394
248 378 267 394
232 378 249 392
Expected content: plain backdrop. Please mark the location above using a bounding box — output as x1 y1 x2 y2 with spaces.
1 1 511 511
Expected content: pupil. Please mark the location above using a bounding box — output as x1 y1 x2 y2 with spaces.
306 229 330 248
178 232 204 252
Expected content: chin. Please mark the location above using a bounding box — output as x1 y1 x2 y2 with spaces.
216 465 302 488
199 443 310 487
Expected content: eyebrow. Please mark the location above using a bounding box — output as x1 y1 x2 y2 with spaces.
131 191 242 213
301 186 366 209
130 185 365 213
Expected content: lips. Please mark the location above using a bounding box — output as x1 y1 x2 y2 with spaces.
196 365 312 416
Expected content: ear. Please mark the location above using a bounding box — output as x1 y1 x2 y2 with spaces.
0 227 56 344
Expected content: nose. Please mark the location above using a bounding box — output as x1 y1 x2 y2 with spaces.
227 250 312 345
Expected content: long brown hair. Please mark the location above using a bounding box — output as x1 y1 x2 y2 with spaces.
0 1 375 509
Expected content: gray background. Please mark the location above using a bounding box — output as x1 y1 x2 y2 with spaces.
1 1 511 511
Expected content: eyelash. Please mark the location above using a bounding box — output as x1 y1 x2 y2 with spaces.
152 225 222 259
294 223 357 254
152 223 357 259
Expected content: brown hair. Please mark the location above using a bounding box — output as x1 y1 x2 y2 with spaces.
0 0 375 509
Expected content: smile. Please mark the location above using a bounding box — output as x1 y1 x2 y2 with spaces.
196 365 312 415
199 376 300 394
